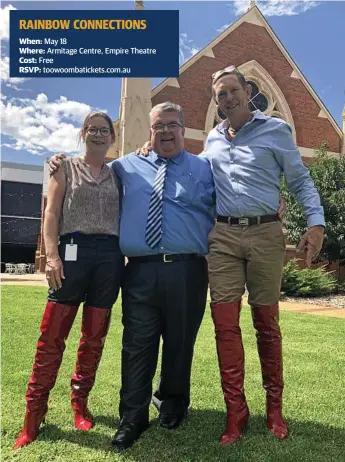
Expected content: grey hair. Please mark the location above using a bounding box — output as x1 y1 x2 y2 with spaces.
149 101 184 126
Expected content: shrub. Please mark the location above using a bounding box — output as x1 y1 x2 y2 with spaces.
281 259 338 297
281 141 345 272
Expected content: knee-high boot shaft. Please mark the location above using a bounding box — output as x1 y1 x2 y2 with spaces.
14 301 78 450
211 301 249 446
251 303 288 440
71 306 111 431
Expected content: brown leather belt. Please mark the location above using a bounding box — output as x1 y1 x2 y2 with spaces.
216 214 279 226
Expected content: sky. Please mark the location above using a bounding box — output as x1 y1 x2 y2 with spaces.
1 0 345 166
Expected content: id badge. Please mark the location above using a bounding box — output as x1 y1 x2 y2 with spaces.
65 244 78 261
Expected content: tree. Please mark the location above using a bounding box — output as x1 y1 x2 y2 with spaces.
281 141 345 268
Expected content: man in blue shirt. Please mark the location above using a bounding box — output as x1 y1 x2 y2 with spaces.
109 102 215 452
47 102 215 452
205 66 324 446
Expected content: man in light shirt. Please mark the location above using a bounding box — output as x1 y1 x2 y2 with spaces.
204 65 324 445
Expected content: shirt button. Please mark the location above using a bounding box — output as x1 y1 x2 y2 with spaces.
160 246 164 249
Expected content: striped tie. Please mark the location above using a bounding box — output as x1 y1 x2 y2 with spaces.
145 158 168 248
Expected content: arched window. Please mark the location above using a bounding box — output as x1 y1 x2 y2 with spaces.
247 81 268 112
213 107 226 127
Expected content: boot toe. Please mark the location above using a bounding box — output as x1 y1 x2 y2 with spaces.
267 409 288 439
13 431 36 450
219 432 241 446
268 423 288 440
74 414 94 431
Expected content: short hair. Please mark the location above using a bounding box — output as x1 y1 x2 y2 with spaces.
149 101 184 127
211 66 247 101
78 111 115 144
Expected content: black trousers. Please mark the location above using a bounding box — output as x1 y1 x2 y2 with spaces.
119 256 208 425
48 234 124 309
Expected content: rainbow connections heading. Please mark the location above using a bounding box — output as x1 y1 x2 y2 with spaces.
19 19 147 30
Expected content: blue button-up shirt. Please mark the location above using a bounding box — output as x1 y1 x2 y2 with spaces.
109 150 215 257
203 111 325 228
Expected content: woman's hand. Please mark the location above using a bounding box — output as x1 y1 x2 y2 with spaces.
45 258 65 290
135 141 152 157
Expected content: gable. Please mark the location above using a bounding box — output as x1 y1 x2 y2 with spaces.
151 6 342 153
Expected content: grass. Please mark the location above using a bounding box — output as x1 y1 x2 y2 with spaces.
1 285 345 462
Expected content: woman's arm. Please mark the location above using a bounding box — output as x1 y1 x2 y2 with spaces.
43 165 66 290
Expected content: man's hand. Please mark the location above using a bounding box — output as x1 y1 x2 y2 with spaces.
296 225 324 267
135 141 152 157
277 196 286 221
48 153 67 175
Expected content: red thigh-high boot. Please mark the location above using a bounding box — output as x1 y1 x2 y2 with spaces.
211 301 249 446
13 302 78 449
251 304 288 440
70 306 111 431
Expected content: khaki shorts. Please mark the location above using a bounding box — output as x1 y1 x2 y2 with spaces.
207 221 286 306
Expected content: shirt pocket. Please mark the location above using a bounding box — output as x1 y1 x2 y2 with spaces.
175 173 211 205
240 145 278 171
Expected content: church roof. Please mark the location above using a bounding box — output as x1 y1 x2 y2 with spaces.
151 4 342 136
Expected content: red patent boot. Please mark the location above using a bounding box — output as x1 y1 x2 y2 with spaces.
211 301 250 446
14 301 78 449
71 306 111 431
251 304 288 440
13 406 48 450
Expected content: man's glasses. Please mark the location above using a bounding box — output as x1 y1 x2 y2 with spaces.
151 122 183 132
87 126 111 137
212 65 237 83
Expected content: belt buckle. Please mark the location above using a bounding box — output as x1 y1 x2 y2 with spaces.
239 217 249 226
163 254 173 263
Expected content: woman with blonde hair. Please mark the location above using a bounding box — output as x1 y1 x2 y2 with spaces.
14 111 124 449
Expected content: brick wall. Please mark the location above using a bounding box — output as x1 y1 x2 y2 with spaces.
185 139 204 154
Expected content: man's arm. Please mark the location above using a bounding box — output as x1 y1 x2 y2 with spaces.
273 121 325 265
273 121 325 227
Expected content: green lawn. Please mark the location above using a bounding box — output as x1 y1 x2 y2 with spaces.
1 286 344 462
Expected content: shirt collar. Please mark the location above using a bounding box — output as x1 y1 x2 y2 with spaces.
150 149 185 165
216 110 268 134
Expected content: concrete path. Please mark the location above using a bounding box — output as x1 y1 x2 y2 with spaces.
1 273 344 319
241 296 345 319
278 300 345 319
1 273 48 286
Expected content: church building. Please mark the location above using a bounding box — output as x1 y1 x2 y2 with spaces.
35 1 345 271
